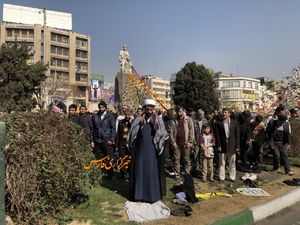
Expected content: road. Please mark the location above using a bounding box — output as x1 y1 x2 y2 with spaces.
255 201 300 225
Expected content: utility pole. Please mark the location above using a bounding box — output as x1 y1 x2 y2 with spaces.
40 8 47 108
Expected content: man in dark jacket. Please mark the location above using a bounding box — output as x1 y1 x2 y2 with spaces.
91 101 116 179
215 108 240 181
115 108 133 180
79 105 92 141
68 104 84 127
266 114 294 175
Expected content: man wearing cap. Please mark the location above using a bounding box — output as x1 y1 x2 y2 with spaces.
128 99 169 202
91 101 116 179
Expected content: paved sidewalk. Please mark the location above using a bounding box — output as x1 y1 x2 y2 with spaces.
212 188 300 225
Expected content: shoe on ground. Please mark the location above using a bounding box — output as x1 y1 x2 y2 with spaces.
241 173 250 180
286 171 295 176
172 198 188 205
248 173 257 181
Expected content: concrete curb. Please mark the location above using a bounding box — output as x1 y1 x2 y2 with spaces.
211 187 300 225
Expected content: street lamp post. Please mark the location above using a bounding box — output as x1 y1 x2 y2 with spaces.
38 8 47 109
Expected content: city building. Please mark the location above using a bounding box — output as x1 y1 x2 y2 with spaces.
141 74 171 109
0 4 90 106
213 71 261 110
170 73 176 105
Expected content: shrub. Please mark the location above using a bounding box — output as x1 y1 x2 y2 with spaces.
2 112 93 224
290 118 300 156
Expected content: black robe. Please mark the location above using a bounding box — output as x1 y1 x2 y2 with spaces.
128 122 166 202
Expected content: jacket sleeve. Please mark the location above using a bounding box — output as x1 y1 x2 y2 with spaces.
91 115 96 142
211 134 216 146
214 122 221 148
198 133 204 146
188 117 195 143
235 121 240 150
109 115 116 142
169 120 176 145
115 122 121 148
283 122 290 145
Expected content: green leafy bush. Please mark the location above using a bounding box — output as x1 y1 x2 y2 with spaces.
2 112 93 224
290 118 300 156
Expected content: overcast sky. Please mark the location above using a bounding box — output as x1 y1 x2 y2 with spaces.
1 0 300 82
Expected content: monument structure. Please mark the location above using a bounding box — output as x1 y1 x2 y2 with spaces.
115 44 131 106
114 44 168 111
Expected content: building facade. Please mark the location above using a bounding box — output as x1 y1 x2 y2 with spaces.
141 75 171 109
0 5 90 107
213 72 261 110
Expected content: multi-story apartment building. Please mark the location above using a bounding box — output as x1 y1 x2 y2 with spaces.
141 75 171 109
0 4 90 106
213 72 261 110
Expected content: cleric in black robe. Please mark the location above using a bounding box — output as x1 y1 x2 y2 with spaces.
127 99 169 202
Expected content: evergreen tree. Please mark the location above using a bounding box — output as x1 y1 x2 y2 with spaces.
173 62 219 111
0 43 46 113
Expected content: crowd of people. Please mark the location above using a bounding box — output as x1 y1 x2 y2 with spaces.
64 99 300 203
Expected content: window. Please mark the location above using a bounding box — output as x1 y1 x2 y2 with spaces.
29 30 34 38
76 38 88 47
76 50 87 58
51 46 56 54
57 48 62 55
62 36 69 44
76 62 87 71
57 60 62 67
222 80 240 88
51 33 56 41
247 81 252 88
222 90 241 99
6 29 13 37
14 30 20 37
63 48 69 56
63 60 69 68
76 73 87 82
57 35 62 43
21 30 27 38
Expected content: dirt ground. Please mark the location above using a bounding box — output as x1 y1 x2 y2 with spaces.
144 167 300 225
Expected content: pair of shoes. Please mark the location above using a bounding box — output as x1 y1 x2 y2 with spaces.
171 205 193 217
241 173 250 180
248 173 257 181
172 198 188 205
286 171 295 176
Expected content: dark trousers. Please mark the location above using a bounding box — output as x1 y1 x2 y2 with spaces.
93 142 114 177
240 142 249 165
118 141 130 177
273 142 291 173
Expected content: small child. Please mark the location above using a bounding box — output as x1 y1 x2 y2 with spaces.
199 124 215 181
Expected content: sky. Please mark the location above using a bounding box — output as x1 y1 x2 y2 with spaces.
1 0 300 82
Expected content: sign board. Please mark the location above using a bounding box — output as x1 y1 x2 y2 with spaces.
236 188 270 197
3 4 72 30
89 74 104 101
90 74 104 81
